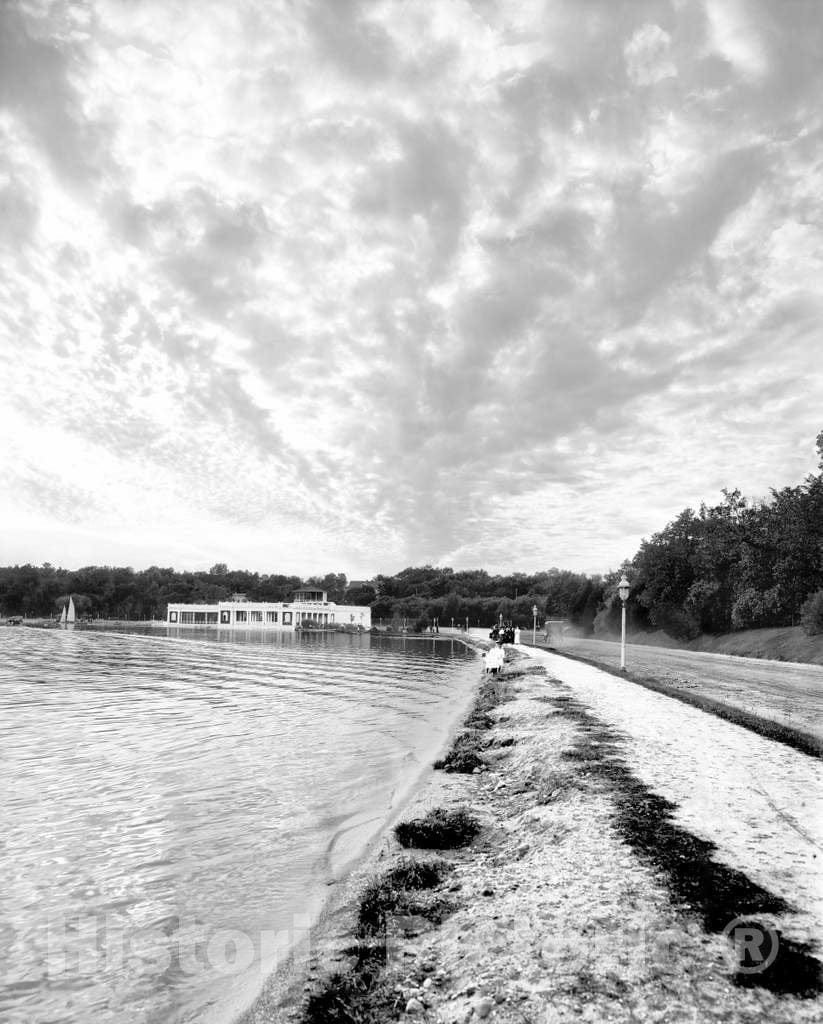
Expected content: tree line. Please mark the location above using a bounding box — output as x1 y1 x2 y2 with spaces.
0 560 595 629
622 432 823 639
2 433 821 637
0 565 346 621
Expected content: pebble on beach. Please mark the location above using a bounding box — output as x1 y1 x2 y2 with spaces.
474 995 494 1018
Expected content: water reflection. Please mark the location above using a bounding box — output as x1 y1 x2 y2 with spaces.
0 628 477 1024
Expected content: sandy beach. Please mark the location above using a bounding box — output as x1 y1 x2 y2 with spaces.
245 644 823 1023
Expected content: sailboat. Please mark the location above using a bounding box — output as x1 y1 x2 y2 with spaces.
66 596 76 625
60 603 67 625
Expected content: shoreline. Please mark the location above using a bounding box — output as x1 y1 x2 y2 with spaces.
231 645 485 1024
254 648 822 1023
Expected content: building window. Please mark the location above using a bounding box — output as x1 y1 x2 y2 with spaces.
235 610 247 623
220 610 230 624
250 610 263 623
207 612 218 623
283 612 292 625
181 612 194 624
266 611 278 623
169 611 178 622
194 612 207 623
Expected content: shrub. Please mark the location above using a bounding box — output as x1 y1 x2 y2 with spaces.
800 589 823 636
394 806 481 849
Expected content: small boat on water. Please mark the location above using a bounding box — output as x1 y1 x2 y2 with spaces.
59 597 76 627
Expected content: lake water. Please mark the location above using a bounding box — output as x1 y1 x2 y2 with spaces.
0 627 479 1024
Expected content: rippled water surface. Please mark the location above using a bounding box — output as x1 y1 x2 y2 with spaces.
0 627 478 1024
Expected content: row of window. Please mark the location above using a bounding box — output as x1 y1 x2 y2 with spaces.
232 610 286 624
174 612 219 624
168 609 345 625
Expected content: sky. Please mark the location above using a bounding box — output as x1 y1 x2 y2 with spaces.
1 0 822 580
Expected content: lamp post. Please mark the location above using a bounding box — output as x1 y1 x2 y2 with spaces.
532 604 538 645
618 575 630 671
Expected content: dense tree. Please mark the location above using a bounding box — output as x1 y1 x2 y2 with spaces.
627 435 823 636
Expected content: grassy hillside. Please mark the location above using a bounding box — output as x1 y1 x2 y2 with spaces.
684 625 823 665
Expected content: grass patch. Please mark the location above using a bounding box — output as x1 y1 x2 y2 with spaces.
302 965 398 1024
503 664 548 681
527 767 578 805
357 857 452 937
302 857 453 1023
394 806 481 849
473 676 514 713
464 709 494 730
434 674 517 773
433 731 487 773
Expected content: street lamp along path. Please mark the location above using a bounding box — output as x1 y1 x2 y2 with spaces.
618 575 630 671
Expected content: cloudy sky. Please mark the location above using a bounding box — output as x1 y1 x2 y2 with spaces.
1 0 822 579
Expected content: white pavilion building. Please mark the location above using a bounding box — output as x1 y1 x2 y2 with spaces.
166 588 371 630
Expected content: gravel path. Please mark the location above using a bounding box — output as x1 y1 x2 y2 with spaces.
522 646 823 952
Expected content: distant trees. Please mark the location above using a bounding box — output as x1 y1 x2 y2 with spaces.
367 566 594 629
0 564 301 620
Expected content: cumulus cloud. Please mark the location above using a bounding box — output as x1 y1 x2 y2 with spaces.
625 23 677 86
0 0 822 575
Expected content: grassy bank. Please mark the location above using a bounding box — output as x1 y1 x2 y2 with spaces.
685 626 823 665
579 625 823 666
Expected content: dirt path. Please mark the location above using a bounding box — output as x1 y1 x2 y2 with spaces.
540 636 823 742
524 647 823 952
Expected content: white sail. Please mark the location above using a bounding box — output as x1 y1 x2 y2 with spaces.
60 603 67 624
67 596 76 623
